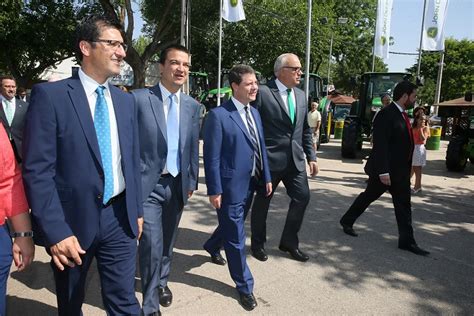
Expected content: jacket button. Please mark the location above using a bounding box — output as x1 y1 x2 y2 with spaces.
97 194 103 200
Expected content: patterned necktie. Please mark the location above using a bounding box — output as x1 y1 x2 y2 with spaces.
167 94 180 176
287 88 295 124
3 99 14 125
94 86 114 204
402 111 414 160
245 106 262 180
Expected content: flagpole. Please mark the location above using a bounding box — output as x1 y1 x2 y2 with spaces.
416 0 428 79
217 0 223 106
304 0 312 101
371 0 379 72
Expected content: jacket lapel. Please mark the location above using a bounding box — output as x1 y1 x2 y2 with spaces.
67 78 102 166
179 93 191 153
227 101 252 143
149 85 167 142
268 80 293 125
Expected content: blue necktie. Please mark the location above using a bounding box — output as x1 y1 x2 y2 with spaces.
94 86 114 204
167 94 180 176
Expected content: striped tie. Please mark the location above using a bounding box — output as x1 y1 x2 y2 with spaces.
244 106 262 180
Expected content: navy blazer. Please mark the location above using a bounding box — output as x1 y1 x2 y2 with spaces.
132 85 200 205
203 100 271 204
252 79 316 173
22 77 143 248
0 98 28 160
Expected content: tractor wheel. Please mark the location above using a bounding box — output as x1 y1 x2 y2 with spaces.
446 134 468 171
341 118 359 158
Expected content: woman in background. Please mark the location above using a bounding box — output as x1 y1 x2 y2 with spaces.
411 114 431 194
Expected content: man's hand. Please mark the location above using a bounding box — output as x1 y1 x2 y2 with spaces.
308 161 319 177
12 237 35 271
379 174 391 186
49 236 86 271
209 194 222 209
188 190 194 198
265 182 273 197
137 217 144 240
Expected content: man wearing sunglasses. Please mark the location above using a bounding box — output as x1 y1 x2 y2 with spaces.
250 53 319 263
22 15 142 315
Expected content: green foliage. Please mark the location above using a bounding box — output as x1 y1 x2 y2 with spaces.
407 38 474 105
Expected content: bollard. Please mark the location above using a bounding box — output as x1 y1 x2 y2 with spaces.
426 126 442 150
334 120 344 139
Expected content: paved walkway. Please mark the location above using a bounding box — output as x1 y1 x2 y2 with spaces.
6 139 474 315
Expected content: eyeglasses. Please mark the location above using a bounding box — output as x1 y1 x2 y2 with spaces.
93 39 128 52
282 66 302 73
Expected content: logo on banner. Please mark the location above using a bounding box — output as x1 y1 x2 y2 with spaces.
427 27 438 38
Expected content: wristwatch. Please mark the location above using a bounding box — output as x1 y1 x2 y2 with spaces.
10 231 34 238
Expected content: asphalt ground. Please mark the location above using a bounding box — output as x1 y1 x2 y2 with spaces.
6 139 474 315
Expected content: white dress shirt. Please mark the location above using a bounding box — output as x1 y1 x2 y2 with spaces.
275 78 296 115
78 68 125 196
159 82 181 175
232 96 262 177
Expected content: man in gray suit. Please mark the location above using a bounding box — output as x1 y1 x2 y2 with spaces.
251 53 319 263
0 75 28 162
132 44 200 316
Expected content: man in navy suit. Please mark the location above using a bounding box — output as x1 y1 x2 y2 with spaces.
132 44 200 316
340 80 430 256
0 75 28 162
203 65 272 311
22 15 143 315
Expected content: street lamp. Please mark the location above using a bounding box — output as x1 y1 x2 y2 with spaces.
327 17 348 93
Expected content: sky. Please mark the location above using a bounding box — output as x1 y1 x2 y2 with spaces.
131 0 473 72
387 0 474 72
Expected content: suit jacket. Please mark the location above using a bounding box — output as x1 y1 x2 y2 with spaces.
252 79 316 172
203 100 271 204
0 98 28 160
22 76 143 248
364 102 413 182
132 85 200 205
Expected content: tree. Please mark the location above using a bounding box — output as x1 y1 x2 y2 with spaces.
0 0 97 87
407 38 474 105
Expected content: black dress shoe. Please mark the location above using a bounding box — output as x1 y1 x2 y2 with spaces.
239 292 257 311
340 220 358 237
211 253 227 265
251 247 268 261
278 245 309 262
158 286 172 307
399 244 430 256
146 311 161 316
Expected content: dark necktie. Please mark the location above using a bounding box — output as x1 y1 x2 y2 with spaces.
244 106 262 179
94 86 114 204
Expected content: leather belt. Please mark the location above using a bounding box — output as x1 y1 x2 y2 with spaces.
104 190 126 208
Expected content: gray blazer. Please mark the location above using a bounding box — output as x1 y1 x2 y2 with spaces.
132 85 200 205
0 98 28 160
252 79 316 172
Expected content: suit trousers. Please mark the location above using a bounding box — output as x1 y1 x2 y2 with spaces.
340 175 415 246
203 178 256 295
0 224 12 316
139 174 183 314
51 197 139 316
251 163 310 250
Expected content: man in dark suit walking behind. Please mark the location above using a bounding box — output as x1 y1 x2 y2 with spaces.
203 64 272 311
251 53 319 263
0 75 28 162
339 80 430 256
22 15 143 315
132 44 200 316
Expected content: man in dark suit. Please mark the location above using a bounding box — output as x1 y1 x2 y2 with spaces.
22 15 143 315
203 64 272 311
132 44 200 316
0 75 28 162
339 80 430 256
251 53 318 263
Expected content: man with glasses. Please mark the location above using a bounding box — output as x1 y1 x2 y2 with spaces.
132 44 200 316
250 53 319 263
22 15 143 315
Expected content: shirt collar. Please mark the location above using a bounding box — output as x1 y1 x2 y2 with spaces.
78 68 111 97
231 96 249 112
393 101 405 113
159 82 180 104
275 78 291 93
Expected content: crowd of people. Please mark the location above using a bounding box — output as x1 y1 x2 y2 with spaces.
1 14 432 316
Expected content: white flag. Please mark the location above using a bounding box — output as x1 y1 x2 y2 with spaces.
222 0 246 22
422 0 449 51
374 0 393 60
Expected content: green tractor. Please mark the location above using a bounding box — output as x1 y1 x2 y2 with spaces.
341 72 411 158
444 92 474 171
298 73 324 103
188 71 209 103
